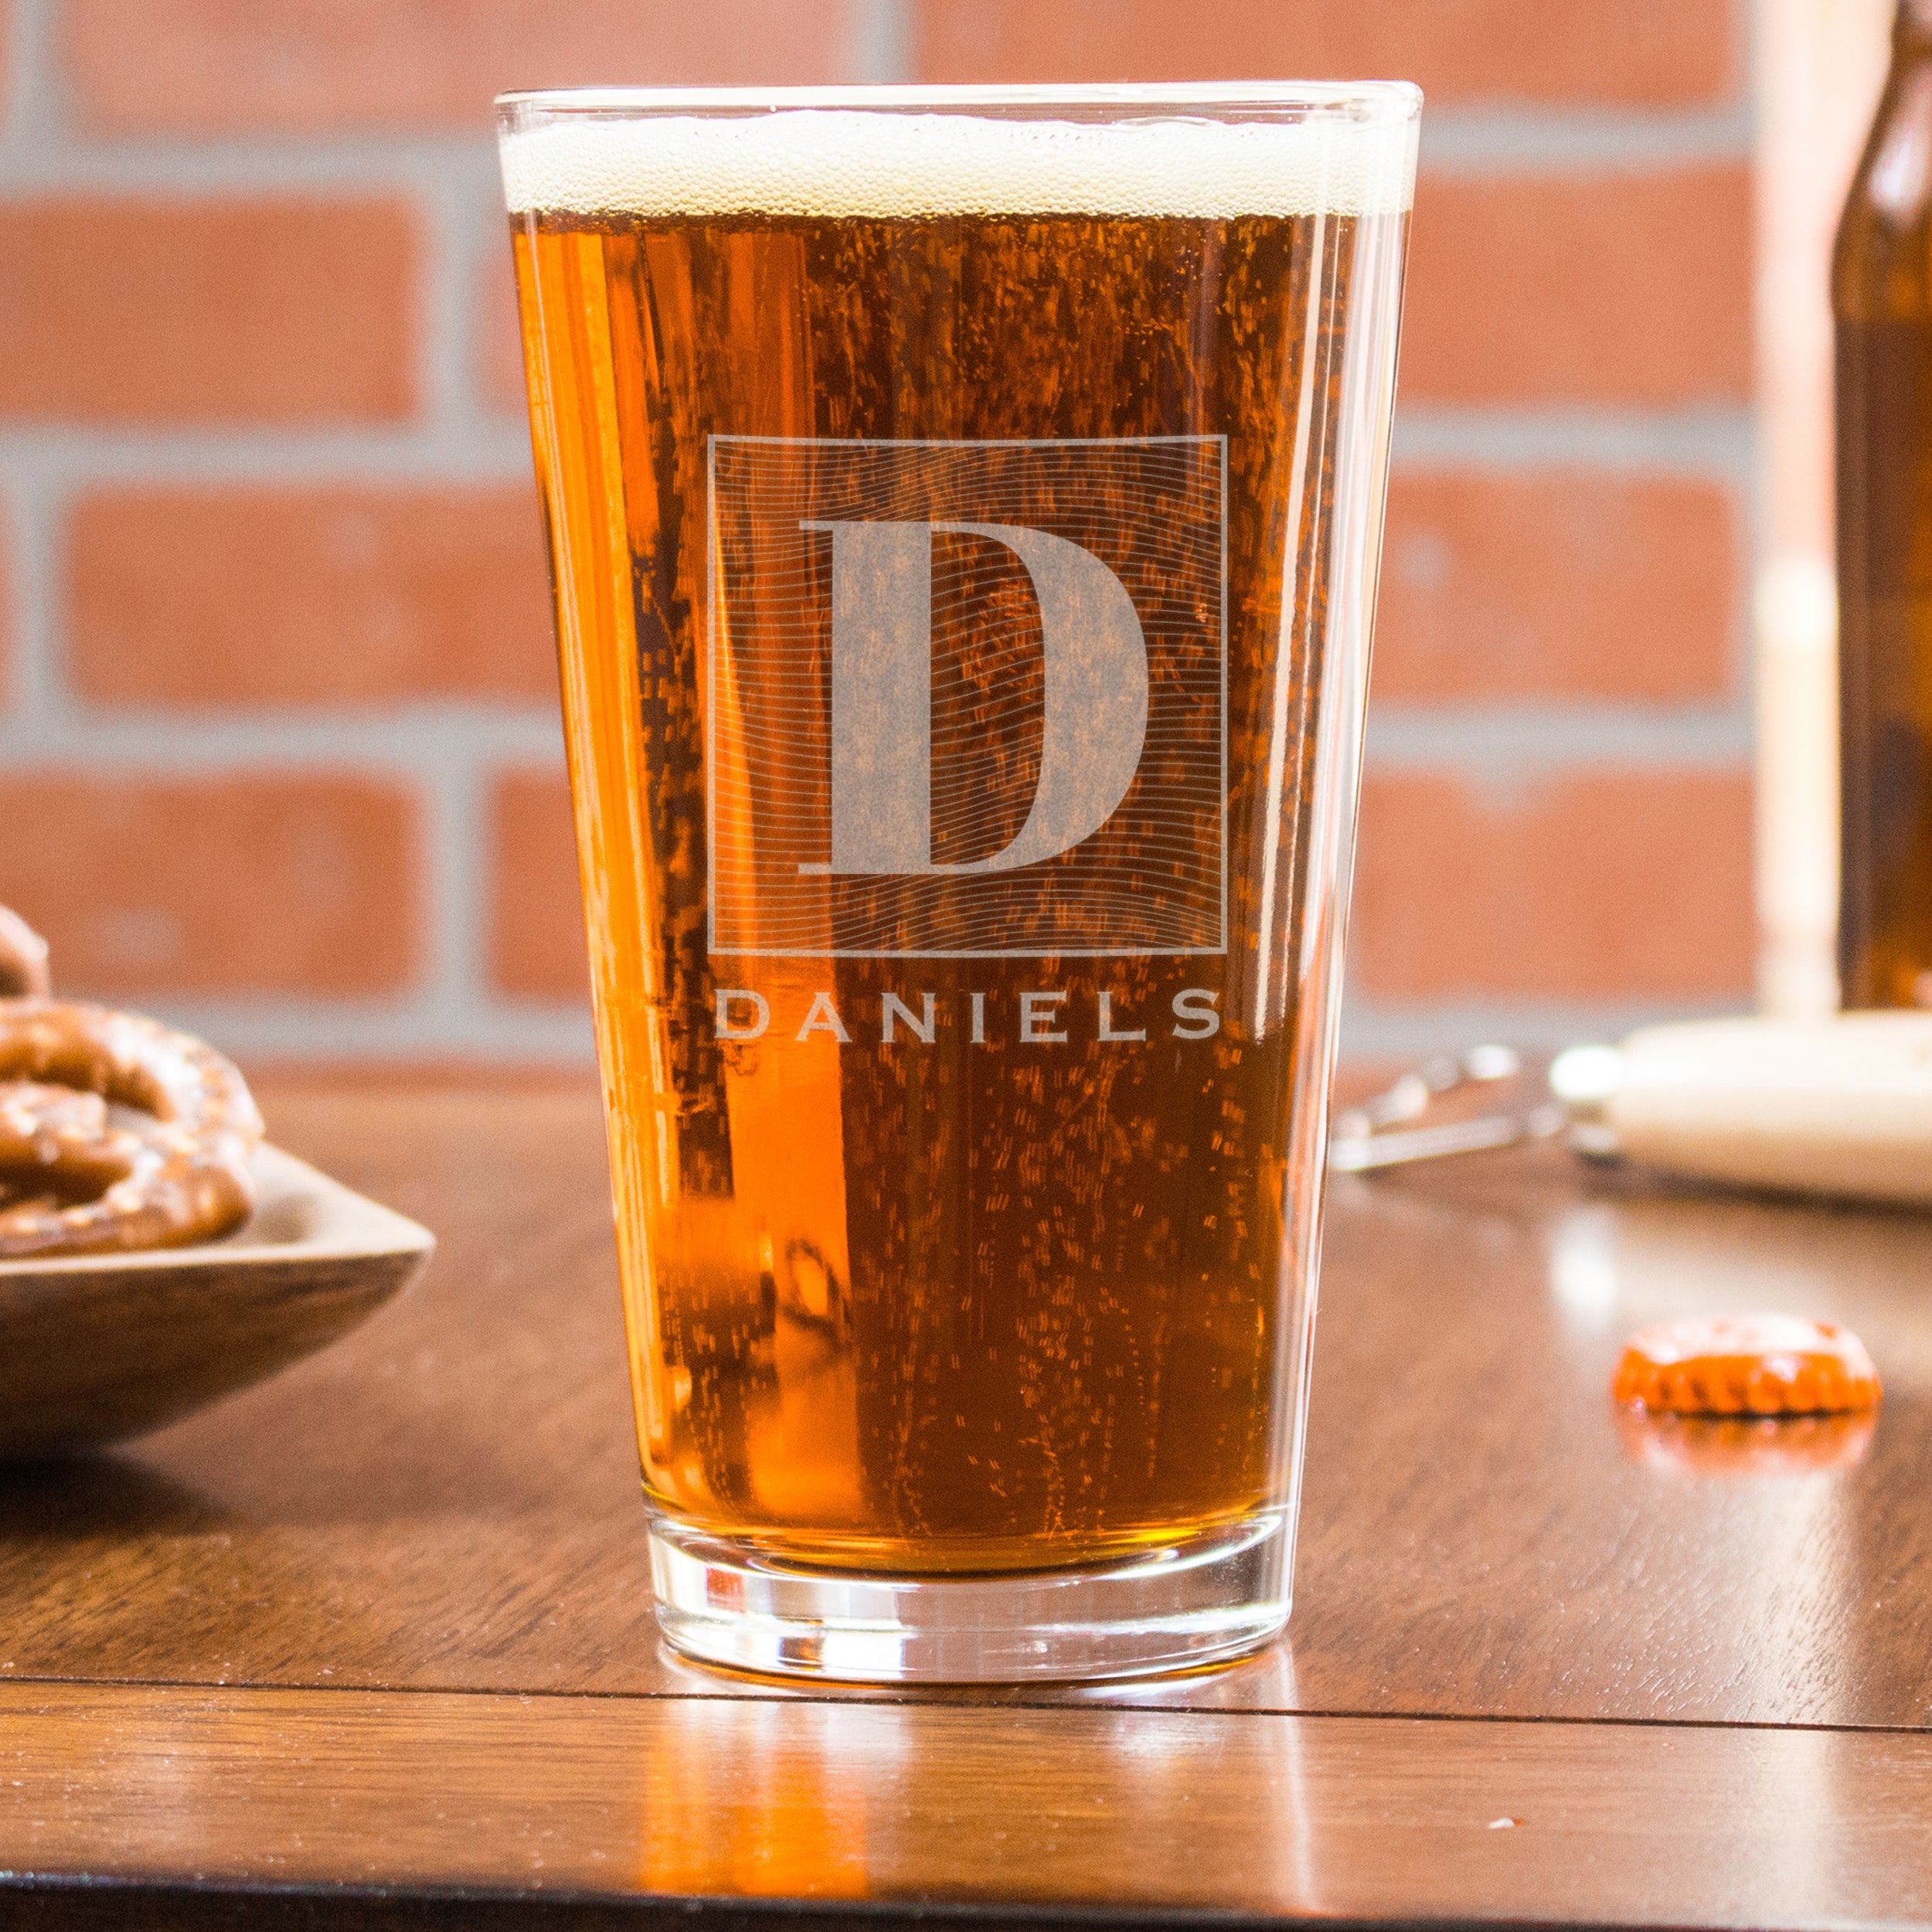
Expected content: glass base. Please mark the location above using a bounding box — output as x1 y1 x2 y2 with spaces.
649 1511 1290 1683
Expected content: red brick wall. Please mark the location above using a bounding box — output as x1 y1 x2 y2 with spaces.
0 0 1752 1062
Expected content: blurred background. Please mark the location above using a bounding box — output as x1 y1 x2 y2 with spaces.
0 0 1892 1064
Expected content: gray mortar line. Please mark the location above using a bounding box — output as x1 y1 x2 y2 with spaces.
0 410 1751 485
4 0 63 148
3 468 61 728
416 148 508 440
0 130 504 193
1419 102 1752 175
1338 993 1752 1058
0 706 566 768
1363 703 1753 770
0 426 536 487
417 736 496 1041
851 0 917 83
141 994 597 1062
1393 406 1755 475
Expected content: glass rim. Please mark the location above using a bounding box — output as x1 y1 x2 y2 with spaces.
495 81 1423 127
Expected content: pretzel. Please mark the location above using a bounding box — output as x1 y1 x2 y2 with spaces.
0 1002 263 1258
0 906 49 998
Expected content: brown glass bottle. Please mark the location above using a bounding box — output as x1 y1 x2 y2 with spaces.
1835 0 1932 1006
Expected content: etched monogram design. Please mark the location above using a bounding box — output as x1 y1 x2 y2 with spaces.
804 519 1149 879
707 437 1225 957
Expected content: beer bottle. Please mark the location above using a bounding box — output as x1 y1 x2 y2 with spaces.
1835 0 1932 1007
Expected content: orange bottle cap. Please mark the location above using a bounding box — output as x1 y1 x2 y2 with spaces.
1611 1315 1881 1418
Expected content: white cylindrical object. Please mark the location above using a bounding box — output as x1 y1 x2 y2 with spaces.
1607 1012 1932 1205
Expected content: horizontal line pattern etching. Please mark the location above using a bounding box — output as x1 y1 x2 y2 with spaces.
707 436 1226 956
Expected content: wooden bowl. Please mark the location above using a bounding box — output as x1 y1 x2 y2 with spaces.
0 1145 434 1459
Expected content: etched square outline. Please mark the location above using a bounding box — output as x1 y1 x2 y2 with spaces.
705 434 1229 958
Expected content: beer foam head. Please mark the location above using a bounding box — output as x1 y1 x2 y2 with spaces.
499 97 1420 221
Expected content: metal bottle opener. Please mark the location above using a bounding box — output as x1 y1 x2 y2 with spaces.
1328 1012 1932 1209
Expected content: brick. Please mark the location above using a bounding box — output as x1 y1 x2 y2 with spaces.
0 774 420 997
488 770 587 1001
1375 474 1741 703
1350 770 1753 1001
1402 169 1753 407
70 487 555 708
0 199 415 425
914 0 1735 106
67 0 860 134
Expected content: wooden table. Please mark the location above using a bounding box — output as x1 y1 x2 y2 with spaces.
2 1078 1930 1929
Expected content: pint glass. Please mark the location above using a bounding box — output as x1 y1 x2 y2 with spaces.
501 84 1418 1681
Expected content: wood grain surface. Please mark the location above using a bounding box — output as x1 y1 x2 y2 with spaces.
1 1680 1930 1929
4 1078 1932 1927
0 1080 1925 1728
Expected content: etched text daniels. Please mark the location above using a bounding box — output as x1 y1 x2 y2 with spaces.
713 987 1222 1044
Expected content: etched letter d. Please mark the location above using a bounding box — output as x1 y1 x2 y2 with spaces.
802 519 1148 876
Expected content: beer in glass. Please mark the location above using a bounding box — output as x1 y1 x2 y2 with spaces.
500 85 1419 1680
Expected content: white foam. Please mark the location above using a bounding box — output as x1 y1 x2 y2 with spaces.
500 108 1417 222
